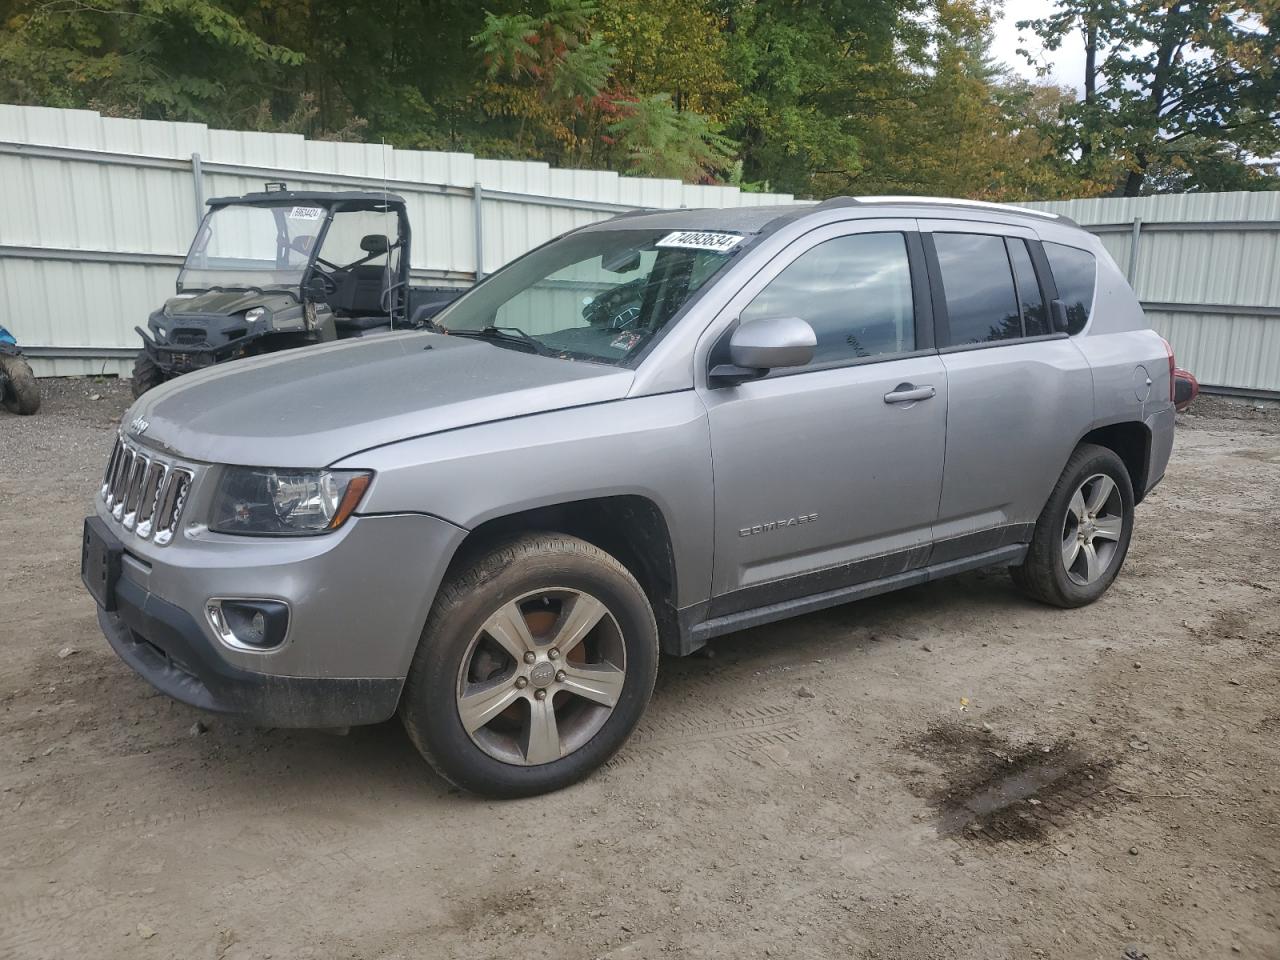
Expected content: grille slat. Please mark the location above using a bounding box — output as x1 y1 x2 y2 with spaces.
111 449 134 520
135 461 167 539
121 453 149 529
100 435 192 545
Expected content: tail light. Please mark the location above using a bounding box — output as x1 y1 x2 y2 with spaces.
1159 336 1175 402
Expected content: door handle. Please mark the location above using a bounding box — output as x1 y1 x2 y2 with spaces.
883 383 936 404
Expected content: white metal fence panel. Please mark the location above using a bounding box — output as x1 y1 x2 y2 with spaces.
1026 193 1280 395
3 105 1277 393
0 104 802 376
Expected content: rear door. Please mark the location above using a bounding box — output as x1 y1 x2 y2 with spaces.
699 220 948 615
920 219 1093 560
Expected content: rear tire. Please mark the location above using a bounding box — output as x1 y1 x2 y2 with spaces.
130 351 165 398
0 354 40 414
1010 443 1134 608
400 533 659 798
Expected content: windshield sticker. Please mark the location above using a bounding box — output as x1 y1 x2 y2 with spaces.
287 206 325 221
655 231 745 253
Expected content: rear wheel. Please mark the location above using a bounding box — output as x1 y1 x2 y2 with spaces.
130 351 165 398
1011 443 1134 608
400 534 658 797
0 354 40 414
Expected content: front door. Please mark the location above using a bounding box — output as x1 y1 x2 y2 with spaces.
698 221 948 616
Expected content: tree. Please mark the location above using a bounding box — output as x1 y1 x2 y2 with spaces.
607 92 736 180
841 0 1090 200
0 0 304 123
1020 0 1280 195
716 0 922 196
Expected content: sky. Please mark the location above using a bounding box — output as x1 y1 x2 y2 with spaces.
990 0 1087 94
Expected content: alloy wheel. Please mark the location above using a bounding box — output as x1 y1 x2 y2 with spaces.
455 588 627 766
1061 473 1125 586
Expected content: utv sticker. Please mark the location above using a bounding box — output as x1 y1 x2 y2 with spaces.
287 206 325 221
655 231 745 253
739 513 818 537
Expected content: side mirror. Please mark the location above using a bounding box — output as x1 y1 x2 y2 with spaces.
710 316 817 386
1050 299 1070 333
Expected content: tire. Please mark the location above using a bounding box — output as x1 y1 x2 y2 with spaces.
0 354 40 414
400 533 659 798
1010 442 1135 608
130 351 165 398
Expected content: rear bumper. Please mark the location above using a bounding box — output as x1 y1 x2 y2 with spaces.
1143 402 1177 496
99 577 401 726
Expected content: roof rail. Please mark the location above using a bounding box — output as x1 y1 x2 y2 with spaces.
844 195 1059 220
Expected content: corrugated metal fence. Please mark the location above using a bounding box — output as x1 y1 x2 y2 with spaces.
0 105 802 377
1026 193 1280 397
2 105 1277 394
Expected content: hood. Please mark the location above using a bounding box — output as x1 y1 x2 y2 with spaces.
127 331 634 466
165 289 294 317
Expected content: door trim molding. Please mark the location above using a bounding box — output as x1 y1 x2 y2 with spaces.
687 541 1029 647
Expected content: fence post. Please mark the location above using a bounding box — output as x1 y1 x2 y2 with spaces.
191 153 204 225
473 182 485 281
1127 216 1142 286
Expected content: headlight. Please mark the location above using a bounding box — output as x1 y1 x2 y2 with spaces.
210 467 372 536
244 307 267 323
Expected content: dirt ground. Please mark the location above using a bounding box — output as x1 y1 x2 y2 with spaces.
2 379 1278 960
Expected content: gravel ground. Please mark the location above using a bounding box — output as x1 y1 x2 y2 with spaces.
1 379 1278 960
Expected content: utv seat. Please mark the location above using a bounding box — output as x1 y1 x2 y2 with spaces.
331 265 391 319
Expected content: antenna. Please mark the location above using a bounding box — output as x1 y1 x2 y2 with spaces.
381 138 394 330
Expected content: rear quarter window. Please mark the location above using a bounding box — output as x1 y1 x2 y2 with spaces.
1044 242 1096 335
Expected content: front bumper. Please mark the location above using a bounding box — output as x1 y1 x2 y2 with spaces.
99 579 400 727
137 325 276 374
85 501 468 727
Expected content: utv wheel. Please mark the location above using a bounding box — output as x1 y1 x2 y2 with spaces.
130 351 165 398
400 534 658 798
1011 443 1134 608
0 354 40 414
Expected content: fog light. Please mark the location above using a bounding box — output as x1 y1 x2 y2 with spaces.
206 598 289 651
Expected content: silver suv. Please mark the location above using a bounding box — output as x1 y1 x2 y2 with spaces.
82 197 1176 797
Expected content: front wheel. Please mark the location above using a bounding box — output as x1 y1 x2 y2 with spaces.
1011 443 1135 608
130 351 165 398
0 353 40 414
400 534 659 797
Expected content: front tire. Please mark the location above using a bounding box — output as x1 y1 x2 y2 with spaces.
0 354 40 414
1011 443 1135 608
400 534 659 798
130 351 165 398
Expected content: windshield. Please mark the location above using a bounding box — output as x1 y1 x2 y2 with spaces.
178 202 327 292
433 228 744 365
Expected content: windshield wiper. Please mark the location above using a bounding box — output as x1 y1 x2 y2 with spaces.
446 325 552 357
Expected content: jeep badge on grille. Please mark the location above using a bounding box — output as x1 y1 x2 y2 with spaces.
130 416 150 436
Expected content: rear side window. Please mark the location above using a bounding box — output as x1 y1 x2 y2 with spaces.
932 233 1022 344
1007 239 1049 337
740 232 915 365
1044 242 1096 335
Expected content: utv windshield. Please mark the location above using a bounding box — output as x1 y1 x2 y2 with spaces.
433 228 745 365
178 202 327 293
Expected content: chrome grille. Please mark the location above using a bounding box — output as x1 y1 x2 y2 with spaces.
101 435 193 545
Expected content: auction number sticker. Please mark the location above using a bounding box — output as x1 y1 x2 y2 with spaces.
655 231 745 253
287 206 325 221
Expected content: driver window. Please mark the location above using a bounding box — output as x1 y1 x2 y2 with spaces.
319 210 400 273
740 232 915 366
